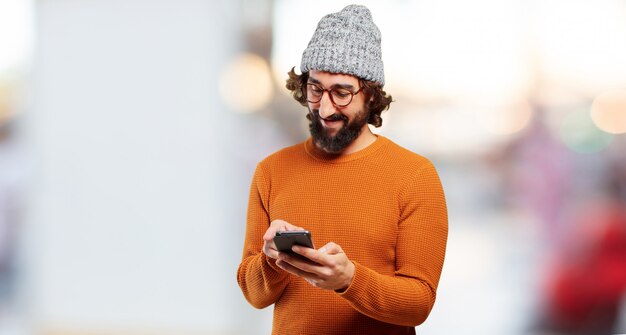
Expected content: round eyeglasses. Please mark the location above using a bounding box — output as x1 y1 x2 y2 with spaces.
305 83 363 107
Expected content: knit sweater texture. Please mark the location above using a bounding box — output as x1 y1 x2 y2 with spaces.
237 135 448 335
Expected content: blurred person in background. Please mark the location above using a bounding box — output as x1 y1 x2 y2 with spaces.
489 108 573 244
536 157 626 335
237 4 448 335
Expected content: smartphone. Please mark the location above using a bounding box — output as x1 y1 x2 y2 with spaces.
274 230 314 253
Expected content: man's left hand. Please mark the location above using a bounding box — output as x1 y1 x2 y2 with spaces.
275 242 355 291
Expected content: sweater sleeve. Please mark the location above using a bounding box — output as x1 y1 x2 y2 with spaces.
237 164 290 309
338 161 448 326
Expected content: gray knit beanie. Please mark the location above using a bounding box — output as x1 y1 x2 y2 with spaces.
300 4 385 85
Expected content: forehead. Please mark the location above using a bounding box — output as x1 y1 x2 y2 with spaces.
308 70 359 86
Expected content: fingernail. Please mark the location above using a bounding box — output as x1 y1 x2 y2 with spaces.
319 247 327 253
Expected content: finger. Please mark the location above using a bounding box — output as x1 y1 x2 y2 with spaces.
284 223 304 231
271 219 301 231
263 230 280 242
274 219 304 232
265 220 304 240
264 245 280 260
279 251 328 274
271 219 288 226
263 228 277 241
292 245 329 266
264 220 286 240
276 259 319 281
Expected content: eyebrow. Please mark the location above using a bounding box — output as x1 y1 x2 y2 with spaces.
308 76 356 90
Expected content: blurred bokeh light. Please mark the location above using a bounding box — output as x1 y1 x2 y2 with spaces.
219 53 274 114
591 90 626 134
559 108 614 153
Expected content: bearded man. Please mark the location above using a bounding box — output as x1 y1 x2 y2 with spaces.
237 5 449 335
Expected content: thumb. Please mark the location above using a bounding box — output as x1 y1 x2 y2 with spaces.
263 230 274 241
264 219 303 241
319 242 342 255
264 219 288 241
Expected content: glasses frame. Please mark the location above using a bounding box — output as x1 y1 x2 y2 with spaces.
305 83 364 107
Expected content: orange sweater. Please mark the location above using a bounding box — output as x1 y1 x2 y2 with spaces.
237 135 448 335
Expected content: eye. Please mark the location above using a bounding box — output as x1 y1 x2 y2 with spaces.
333 89 351 98
308 84 323 95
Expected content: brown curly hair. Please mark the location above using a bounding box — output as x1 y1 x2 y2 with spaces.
285 67 393 127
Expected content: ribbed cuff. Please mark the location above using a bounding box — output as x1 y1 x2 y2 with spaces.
264 253 286 276
336 261 369 300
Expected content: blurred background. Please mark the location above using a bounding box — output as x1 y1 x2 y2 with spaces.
1 0 626 334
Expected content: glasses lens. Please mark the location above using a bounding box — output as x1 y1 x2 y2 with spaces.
306 84 323 103
305 83 356 107
331 88 353 107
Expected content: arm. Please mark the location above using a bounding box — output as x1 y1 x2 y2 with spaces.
236 165 289 308
339 162 448 326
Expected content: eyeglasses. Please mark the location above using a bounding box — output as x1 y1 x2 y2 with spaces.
305 83 363 107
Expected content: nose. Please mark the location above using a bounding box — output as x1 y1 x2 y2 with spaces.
318 91 336 119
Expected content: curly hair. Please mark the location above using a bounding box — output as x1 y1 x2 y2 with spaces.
285 67 393 127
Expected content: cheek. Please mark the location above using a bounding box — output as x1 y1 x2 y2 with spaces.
343 108 356 119
345 103 366 119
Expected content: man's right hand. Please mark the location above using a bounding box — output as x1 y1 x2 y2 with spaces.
262 219 304 260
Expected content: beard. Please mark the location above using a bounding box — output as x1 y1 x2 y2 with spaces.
308 107 370 154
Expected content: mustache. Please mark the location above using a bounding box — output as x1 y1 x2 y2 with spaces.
311 109 348 122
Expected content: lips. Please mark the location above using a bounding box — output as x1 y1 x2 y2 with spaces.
321 118 343 128
324 113 345 121
316 111 347 128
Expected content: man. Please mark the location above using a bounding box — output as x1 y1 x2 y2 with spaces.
237 5 448 334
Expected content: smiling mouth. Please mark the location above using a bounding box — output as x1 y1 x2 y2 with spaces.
321 118 343 128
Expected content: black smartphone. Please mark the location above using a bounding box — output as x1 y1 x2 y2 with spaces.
274 230 314 253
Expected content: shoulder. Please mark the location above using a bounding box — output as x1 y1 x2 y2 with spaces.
378 136 436 171
255 140 307 174
380 139 447 208
376 137 445 195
